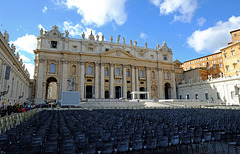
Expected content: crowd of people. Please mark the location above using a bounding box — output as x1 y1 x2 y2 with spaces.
0 104 35 118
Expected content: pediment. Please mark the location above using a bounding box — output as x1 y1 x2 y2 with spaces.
101 48 136 59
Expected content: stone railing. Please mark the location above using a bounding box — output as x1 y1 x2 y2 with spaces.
0 108 38 135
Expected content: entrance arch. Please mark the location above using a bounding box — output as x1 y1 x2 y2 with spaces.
164 83 171 99
115 86 121 99
46 77 58 100
86 86 93 98
139 87 146 99
105 91 109 99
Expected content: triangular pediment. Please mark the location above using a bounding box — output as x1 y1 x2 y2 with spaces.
101 48 136 59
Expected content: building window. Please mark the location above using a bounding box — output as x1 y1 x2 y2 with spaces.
51 41 57 48
205 93 209 100
224 54 227 58
219 59 222 62
213 65 216 68
195 94 198 99
212 56 215 58
202 63 205 66
190 67 192 69
185 68 188 71
189 62 192 64
165 72 169 79
219 63 223 67
212 61 215 63
214 74 217 78
179 95 182 99
206 57 209 60
234 34 237 37
206 62 209 65
235 40 239 43
199 64 202 66
127 70 130 77
50 63 55 73
116 67 120 76
232 51 235 56
218 54 221 57
73 45 77 51
163 55 168 60
187 95 190 99
87 66 93 74
140 70 143 78
105 48 109 51
105 68 109 76
217 92 220 99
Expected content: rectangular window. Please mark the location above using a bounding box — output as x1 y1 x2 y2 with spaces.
205 93 209 100
219 59 222 62
51 41 57 48
217 92 220 99
179 95 182 99
105 80 109 82
187 95 190 99
212 61 215 63
219 63 223 67
105 48 109 51
163 55 168 60
214 74 217 78
224 54 227 58
218 54 221 57
226 66 229 71
212 56 215 58
213 65 216 68
199 64 202 66
232 51 235 56
206 57 209 60
195 94 198 99
189 62 192 64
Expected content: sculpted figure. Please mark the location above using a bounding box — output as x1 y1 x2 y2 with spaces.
82 32 85 39
96 34 99 41
67 75 75 91
110 35 113 42
134 40 137 46
145 42 147 48
40 28 43 36
117 35 120 44
122 37 125 45
102 34 104 41
130 39 133 46
11 43 16 52
4 31 9 42
157 43 160 49
65 30 69 38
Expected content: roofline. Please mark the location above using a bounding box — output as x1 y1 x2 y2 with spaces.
230 28 240 34
183 51 222 63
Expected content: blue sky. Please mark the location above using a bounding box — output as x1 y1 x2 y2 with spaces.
1 0 240 79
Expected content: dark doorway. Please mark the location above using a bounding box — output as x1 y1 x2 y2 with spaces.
127 91 131 99
46 77 57 100
115 86 121 99
139 87 145 99
86 86 93 98
105 91 109 99
164 83 171 99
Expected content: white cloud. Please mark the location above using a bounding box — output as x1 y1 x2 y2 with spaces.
63 21 103 39
140 32 148 39
37 24 46 31
150 0 198 23
24 63 35 79
20 55 30 63
187 16 240 53
11 34 37 54
42 6 48 13
197 17 206 26
61 0 127 27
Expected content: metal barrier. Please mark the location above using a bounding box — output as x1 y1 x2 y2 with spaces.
0 108 38 135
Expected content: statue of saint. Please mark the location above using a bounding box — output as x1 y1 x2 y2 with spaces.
67 75 75 91
145 42 147 48
11 43 16 52
96 34 99 41
157 43 160 49
65 30 69 38
4 31 9 42
122 37 125 45
82 32 85 39
40 28 43 36
134 40 137 46
102 34 104 41
110 35 113 42
130 39 133 46
117 35 120 44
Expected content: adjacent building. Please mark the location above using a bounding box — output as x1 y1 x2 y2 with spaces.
0 31 31 106
34 25 176 104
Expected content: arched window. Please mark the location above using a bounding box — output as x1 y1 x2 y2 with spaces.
127 70 130 77
105 68 109 76
140 70 143 78
72 65 76 75
87 66 93 74
50 63 55 73
116 67 120 76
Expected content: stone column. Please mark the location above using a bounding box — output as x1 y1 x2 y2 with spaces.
57 83 61 100
157 68 164 99
146 67 151 99
80 61 85 99
123 64 127 98
135 66 139 99
36 58 45 98
42 82 47 100
61 60 68 92
94 62 99 99
131 65 135 99
100 63 105 98
171 70 176 99
110 63 114 99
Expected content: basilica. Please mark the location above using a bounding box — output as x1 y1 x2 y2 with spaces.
34 26 176 103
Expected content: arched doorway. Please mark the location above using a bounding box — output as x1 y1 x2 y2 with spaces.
46 77 58 100
86 86 93 98
164 83 171 99
105 91 109 99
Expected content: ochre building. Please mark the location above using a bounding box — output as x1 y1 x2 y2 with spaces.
34 26 176 103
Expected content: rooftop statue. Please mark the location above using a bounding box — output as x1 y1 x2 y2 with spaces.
4 31 9 43
134 40 137 46
65 30 69 38
122 37 125 45
117 35 120 44
110 36 113 42
145 42 147 48
82 32 85 39
96 34 99 41
102 34 104 41
130 39 133 46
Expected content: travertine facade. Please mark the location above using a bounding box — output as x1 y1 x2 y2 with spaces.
34 25 176 103
0 31 31 106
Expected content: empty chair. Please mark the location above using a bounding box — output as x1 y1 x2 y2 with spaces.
228 134 240 154
170 134 180 152
117 140 129 152
159 136 169 153
101 142 114 154
132 138 143 151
